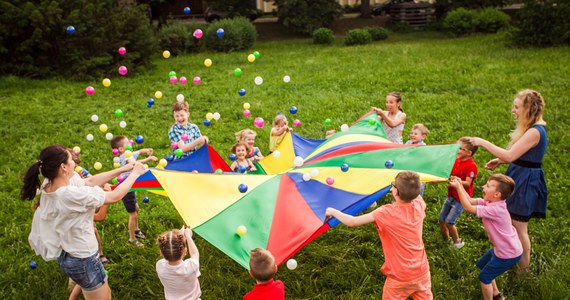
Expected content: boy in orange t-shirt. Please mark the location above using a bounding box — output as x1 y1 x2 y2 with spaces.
326 171 432 299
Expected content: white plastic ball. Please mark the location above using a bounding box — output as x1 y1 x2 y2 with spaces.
283 75 291 83
113 157 120 163
302 173 311 181
293 156 304 167
341 124 349 132
176 94 184 102
213 112 220 121
105 132 113 140
86 134 94 141
254 76 263 85
286 259 297 270
119 121 127 128
91 114 99 122
273 150 281 158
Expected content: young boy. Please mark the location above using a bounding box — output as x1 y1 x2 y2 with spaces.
326 171 432 299
439 137 478 248
168 101 208 160
244 248 285 300
110 135 157 247
449 174 521 300
405 123 429 145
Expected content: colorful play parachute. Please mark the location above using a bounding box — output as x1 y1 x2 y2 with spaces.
151 112 459 269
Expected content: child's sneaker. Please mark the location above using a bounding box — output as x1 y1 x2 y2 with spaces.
493 292 505 300
128 238 144 248
453 239 465 249
134 229 146 239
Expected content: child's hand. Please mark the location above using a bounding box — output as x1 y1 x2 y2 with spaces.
485 158 500 170
147 148 154 156
448 177 462 189
103 183 112 191
183 226 193 239
148 155 158 162
132 162 148 175
325 207 338 217
200 136 209 145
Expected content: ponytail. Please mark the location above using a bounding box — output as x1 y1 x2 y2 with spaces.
20 145 70 201
21 162 42 200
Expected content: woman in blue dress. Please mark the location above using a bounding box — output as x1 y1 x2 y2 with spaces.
468 89 547 274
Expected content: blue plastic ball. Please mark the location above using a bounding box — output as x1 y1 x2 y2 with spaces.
238 183 248 193
147 104 152 108
229 153 237 161
165 155 174 161
290 106 298 114
183 7 191 14
341 163 349 172
238 165 247 173
385 160 394 169
66 26 76 35
147 98 155 105
142 196 149 203
30 261 38 269
135 135 144 144
238 89 246 96
203 119 211 126
216 28 225 38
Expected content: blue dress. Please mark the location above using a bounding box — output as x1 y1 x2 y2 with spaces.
505 125 548 219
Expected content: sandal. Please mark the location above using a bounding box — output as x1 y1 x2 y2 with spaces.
99 254 110 265
128 238 144 248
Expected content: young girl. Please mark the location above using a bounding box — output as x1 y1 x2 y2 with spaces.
235 129 264 161
230 142 257 173
270 114 292 152
156 227 201 300
372 92 407 144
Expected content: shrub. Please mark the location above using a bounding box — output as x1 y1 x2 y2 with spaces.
443 8 479 36
312 28 335 44
476 7 510 33
204 17 257 52
272 0 343 34
0 0 156 79
388 21 413 33
365 27 389 41
158 22 208 55
344 29 372 46
511 0 570 47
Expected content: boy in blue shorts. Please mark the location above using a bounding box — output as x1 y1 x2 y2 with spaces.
439 137 478 248
450 174 521 300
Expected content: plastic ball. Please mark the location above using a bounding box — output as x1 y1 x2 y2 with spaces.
310 169 319 177
85 86 95 95
113 157 120 163
30 261 38 269
183 6 191 14
112 148 119 156
203 119 211 126
238 165 247 173
238 89 246 96
216 28 225 37
181 133 188 141
176 94 184 102
286 259 297 270
204 59 212 67
105 133 113 140
174 148 184 157
273 150 280 158
341 124 349 132
341 163 349 172
385 160 394 169
99 124 108 133
157 158 168 167
115 109 123 117
215 169 222 174
283 75 291 83
94 162 102 170
125 144 133 152
193 76 201 85
142 196 149 203
117 175 125 183
124 150 132 158
75 166 83 174
86 134 94 141
326 176 334 185
254 76 263 85
243 102 251 110
169 71 176 77
293 119 301 127
118 66 128 76
113 162 120 169
91 114 99 122
66 26 76 35
118 47 126 55
253 51 260 59
293 156 304 167
171 142 178 149
147 98 155 106
179 76 187 84
234 68 242 76
163 50 171 59
253 117 264 128
111 178 118 184
238 184 248 193
247 54 255 63
206 112 214 120
170 76 178 84
242 110 250 117
147 103 152 108
302 173 311 181
165 155 174 161
237 225 247 236
325 118 332 125
228 153 237 161
368 119 376 126
73 146 81 154
213 112 220 121
193 29 203 39
155 91 162 99
102 78 111 87
289 106 298 114
119 121 127 128
135 135 144 144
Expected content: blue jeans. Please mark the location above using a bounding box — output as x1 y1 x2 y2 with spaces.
57 250 107 291
477 248 522 284
438 196 464 225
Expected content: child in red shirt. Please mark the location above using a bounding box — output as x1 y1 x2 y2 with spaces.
244 248 285 300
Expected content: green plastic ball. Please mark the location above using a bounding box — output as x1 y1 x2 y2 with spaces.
169 71 176 77
175 148 184 157
253 51 260 59
115 109 123 117
325 118 332 125
368 119 376 125
234 68 242 76
125 145 133 151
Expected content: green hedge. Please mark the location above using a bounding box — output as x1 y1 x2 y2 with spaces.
312 27 335 45
512 0 570 47
344 28 372 46
272 0 343 34
158 22 208 55
365 27 389 41
204 17 257 52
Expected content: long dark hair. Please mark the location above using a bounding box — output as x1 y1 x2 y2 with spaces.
21 145 69 200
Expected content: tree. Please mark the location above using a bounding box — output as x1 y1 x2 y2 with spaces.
268 0 343 34
361 0 371 18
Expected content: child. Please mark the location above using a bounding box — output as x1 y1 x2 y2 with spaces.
168 101 209 159
449 174 521 300
244 248 285 300
326 171 432 299
110 135 157 247
235 129 263 161
406 123 429 145
438 137 478 249
156 227 201 300
269 114 291 153
230 142 257 173
325 129 337 139
372 92 407 144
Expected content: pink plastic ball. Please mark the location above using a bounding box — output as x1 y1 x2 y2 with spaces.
129 139 134 146
118 66 128 76
293 119 301 127
243 110 251 117
85 86 95 95
170 76 178 84
326 176 334 185
254 117 265 128
193 76 201 85
117 175 125 183
171 142 179 149
181 133 188 141
112 148 119 156
118 47 127 55
179 76 187 84
193 29 203 39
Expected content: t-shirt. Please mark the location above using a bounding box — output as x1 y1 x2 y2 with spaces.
448 157 478 199
372 198 430 282
120 150 140 178
269 130 287 152
243 279 285 300
156 258 201 300
476 199 523 259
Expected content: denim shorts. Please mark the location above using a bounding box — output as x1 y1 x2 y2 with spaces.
477 248 522 284
438 196 464 225
57 250 107 291
122 191 138 213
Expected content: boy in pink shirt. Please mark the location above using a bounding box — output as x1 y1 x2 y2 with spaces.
450 174 522 300
326 171 432 299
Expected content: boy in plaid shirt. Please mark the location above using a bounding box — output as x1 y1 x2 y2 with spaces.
168 101 208 160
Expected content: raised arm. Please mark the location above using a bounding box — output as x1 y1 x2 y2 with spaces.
449 177 477 214
325 207 375 227
104 162 147 204
84 161 135 187
183 227 199 261
375 109 406 128
469 128 540 163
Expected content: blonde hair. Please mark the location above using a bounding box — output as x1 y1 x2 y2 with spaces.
411 123 429 135
231 141 251 155
157 230 186 262
249 248 276 282
235 128 257 142
508 89 546 149
273 114 288 127
172 101 189 113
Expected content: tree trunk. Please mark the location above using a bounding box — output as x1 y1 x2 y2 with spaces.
360 0 372 18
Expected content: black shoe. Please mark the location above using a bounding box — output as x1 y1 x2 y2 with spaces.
493 292 505 300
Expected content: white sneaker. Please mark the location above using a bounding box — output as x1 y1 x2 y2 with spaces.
453 239 465 249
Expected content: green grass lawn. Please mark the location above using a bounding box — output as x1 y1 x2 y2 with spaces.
1 32 569 299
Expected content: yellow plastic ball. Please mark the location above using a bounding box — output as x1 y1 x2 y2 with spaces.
206 112 214 120
155 91 163 99
237 225 247 236
204 58 212 67
114 162 121 169
247 54 255 63
94 162 102 170
163 50 170 59
75 166 83 174
243 102 251 110
158 158 168 167
124 150 132 158
102 78 111 87
99 124 108 133
72 146 81 154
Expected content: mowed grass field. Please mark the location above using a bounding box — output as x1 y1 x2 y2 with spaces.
1 31 569 299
